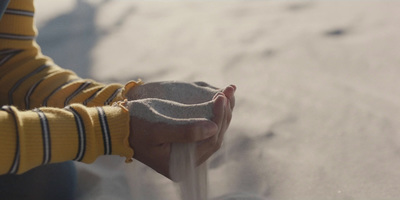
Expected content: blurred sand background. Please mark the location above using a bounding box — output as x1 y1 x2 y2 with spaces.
34 0 400 199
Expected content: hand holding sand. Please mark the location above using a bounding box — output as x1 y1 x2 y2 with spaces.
124 94 229 179
127 81 236 110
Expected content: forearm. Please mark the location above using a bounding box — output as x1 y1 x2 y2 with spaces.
0 0 141 109
0 1 138 175
0 104 133 175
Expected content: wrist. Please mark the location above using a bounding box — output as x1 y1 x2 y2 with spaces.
110 100 135 162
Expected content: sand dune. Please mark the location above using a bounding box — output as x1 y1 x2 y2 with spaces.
35 0 400 199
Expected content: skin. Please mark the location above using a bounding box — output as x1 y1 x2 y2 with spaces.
126 82 236 179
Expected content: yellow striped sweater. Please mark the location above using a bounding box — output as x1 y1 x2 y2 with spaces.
0 0 140 174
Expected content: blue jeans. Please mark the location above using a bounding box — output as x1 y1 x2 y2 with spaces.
0 161 77 200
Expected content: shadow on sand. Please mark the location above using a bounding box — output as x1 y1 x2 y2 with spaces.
36 0 135 79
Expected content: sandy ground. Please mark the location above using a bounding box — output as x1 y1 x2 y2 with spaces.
35 0 400 199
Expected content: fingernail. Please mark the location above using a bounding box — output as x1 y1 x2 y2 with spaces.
230 84 236 92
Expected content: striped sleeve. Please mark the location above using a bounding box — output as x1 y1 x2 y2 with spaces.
0 0 142 109
0 0 138 175
0 104 133 175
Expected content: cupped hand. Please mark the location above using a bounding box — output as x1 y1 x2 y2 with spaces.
126 81 236 110
126 95 228 179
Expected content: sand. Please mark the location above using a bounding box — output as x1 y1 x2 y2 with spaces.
34 0 400 199
170 143 208 200
127 81 219 104
127 97 214 124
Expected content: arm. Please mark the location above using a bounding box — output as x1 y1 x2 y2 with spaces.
0 1 141 110
0 0 134 175
0 104 132 175
0 0 234 178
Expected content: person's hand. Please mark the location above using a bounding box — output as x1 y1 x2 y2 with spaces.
126 81 236 110
125 94 228 179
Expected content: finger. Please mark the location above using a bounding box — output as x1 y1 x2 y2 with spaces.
157 120 218 144
212 92 225 100
195 95 226 164
229 93 235 110
212 95 226 136
217 99 231 148
195 136 219 165
222 85 236 110
230 84 237 92
224 85 235 109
